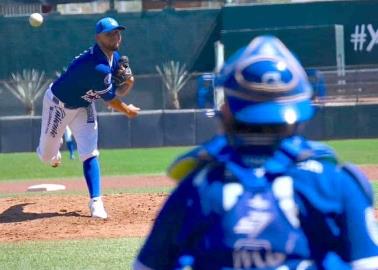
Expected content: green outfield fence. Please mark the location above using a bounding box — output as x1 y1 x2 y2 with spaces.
0 105 377 153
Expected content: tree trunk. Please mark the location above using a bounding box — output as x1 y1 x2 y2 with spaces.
26 102 34 116
109 0 115 10
168 92 180 109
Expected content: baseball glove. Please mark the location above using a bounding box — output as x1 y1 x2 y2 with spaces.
112 56 133 87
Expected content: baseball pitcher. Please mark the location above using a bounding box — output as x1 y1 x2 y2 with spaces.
37 17 140 219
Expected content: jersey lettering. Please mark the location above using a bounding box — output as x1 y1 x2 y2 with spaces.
298 160 323 174
233 239 286 268
81 90 101 102
234 210 273 236
81 83 111 102
272 176 300 228
50 106 66 138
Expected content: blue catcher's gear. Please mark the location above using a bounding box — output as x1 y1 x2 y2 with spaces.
134 36 378 270
136 135 378 270
216 36 314 125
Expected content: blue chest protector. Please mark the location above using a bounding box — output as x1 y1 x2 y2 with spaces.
168 135 373 270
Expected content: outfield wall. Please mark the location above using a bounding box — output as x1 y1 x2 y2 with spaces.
0 9 221 116
0 105 377 153
221 0 378 67
0 9 220 80
1 0 377 79
0 110 219 153
2 1 378 116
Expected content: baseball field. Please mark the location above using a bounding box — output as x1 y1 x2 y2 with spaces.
0 139 377 269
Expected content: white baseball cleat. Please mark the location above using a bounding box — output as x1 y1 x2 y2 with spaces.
51 160 61 168
50 152 62 168
89 197 108 219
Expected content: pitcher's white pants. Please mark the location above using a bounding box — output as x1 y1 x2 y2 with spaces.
37 88 99 164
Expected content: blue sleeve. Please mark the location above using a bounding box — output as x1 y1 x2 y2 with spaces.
336 165 378 264
137 178 201 270
293 161 378 266
93 64 116 101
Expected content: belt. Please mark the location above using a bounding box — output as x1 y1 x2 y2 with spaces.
51 96 78 109
48 88 80 110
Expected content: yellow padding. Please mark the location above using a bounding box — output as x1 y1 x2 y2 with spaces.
168 157 199 181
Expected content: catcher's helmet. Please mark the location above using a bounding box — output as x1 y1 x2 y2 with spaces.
216 35 314 125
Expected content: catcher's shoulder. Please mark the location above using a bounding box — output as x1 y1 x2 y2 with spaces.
167 135 228 181
280 136 339 164
305 140 338 162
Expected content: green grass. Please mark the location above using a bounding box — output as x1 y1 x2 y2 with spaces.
326 138 378 165
0 139 378 181
0 237 143 270
0 147 190 181
0 140 377 269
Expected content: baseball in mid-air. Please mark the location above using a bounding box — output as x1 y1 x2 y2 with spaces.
29 13 43 27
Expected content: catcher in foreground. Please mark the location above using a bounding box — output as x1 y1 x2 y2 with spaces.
133 36 378 269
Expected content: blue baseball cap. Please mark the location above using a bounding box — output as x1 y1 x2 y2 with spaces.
95 17 125 34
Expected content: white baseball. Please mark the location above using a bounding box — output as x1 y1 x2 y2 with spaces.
29 13 43 27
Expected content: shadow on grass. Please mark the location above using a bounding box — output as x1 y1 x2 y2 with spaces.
0 203 85 223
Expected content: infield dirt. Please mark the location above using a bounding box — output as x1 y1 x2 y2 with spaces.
0 167 377 242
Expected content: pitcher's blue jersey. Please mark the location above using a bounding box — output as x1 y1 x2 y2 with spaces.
136 136 378 270
51 44 119 108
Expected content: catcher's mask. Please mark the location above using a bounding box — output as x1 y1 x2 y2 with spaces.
216 35 314 126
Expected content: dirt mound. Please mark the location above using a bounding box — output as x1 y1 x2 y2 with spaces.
0 166 377 243
0 175 173 242
0 193 167 242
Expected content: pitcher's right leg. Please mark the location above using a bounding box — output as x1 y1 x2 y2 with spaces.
36 89 69 167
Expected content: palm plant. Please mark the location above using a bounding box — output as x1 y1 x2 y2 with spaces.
1 69 51 115
156 61 191 109
55 67 67 78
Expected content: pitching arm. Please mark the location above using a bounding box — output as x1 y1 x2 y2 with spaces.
106 97 140 118
115 76 134 97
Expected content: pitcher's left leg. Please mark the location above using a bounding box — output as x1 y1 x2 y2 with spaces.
70 104 107 218
84 156 107 218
